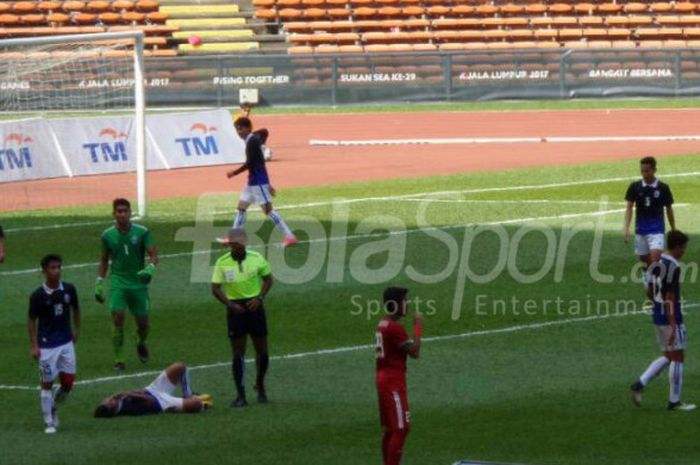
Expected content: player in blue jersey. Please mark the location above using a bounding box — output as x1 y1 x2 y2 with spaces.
28 254 81 433
624 157 675 290
630 230 695 411
227 117 298 248
93 362 212 417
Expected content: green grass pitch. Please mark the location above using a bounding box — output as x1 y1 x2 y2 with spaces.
1 153 700 465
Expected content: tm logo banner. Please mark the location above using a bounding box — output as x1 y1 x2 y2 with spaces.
175 123 219 157
83 128 129 163
0 133 33 171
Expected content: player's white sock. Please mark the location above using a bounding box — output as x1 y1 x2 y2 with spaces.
268 209 294 238
181 367 192 398
669 361 684 403
233 210 246 229
40 389 54 425
640 356 670 385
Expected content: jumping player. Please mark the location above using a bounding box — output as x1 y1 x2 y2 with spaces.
96 198 158 371
630 230 695 411
235 102 272 160
28 254 81 434
375 287 422 465
227 117 297 247
624 157 675 291
94 362 212 417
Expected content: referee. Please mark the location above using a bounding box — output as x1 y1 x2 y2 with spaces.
211 228 273 407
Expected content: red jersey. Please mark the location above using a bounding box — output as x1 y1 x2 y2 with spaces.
375 318 410 388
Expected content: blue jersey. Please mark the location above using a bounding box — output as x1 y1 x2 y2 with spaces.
29 282 79 349
245 132 270 186
625 179 673 235
117 391 162 416
650 254 683 326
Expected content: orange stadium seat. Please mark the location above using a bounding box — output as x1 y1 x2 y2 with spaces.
73 12 97 23
278 0 301 7
328 8 351 18
427 5 449 16
650 2 673 13
303 8 326 19
122 11 145 22
12 2 37 14
255 8 276 20
475 5 497 15
0 13 20 25
452 5 475 16
353 7 376 17
338 44 363 52
87 0 109 12
326 0 347 6
624 3 647 14
302 0 326 6
21 13 45 24
377 6 400 18
674 2 696 13
549 4 573 14
135 0 158 11
574 3 596 15
98 11 121 23
62 1 85 12
146 11 168 22
47 12 70 24
525 4 547 15
0 3 10 13
278 8 302 19
598 3 622 14
402 6 424 17
579 16 603 26
37 1 61 12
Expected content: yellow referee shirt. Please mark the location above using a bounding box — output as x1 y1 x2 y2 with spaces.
211 250 271 300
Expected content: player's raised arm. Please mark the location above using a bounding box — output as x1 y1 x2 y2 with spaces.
406 312 423 359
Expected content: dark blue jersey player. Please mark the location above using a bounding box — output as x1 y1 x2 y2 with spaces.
624 157 675 288
630 230 694 411
226 116 298 248
94 362 212 417
28 254 81 434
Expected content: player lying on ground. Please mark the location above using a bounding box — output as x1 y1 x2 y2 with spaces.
630 230 695 411
96 198 159 371
624 156 675 295
375 287 423 465
236 102 272 160
94 362 212 417
28 254 81 434
227 117 297 247
212 228 273 407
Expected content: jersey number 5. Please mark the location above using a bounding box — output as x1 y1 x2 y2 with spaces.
375 332 385 359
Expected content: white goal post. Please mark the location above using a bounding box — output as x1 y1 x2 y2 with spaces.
0 31 148 217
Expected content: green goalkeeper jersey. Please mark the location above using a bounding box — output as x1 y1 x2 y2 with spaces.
101 223 155 289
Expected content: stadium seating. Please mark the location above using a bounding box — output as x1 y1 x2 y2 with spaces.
251 0 700 53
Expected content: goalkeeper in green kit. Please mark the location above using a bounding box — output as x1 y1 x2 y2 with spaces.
96 198 158 371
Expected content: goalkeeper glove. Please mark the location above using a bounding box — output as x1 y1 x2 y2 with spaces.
95 277 105 303
137 263 156 284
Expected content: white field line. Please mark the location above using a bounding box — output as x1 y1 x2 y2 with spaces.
6 170 700 234
0 207 625 277
5 303 696 391
310 135 700 146
394 198 692 207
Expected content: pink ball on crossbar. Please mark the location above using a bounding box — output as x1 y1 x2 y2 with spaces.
188 36 203 47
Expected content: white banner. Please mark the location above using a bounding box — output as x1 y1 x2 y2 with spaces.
0 109 245 183
146 109 245 169
0 118 67 182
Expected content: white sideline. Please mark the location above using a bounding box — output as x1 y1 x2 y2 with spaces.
5 303 696 392
310 135 700 146
6 170 700 234
0 207 625 277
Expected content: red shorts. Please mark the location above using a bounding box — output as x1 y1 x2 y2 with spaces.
377 385 410 432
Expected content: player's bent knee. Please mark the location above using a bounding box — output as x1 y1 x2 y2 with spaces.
59 373 75 392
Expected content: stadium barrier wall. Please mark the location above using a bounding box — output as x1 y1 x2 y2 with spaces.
0 109 245 183
134 47 700 106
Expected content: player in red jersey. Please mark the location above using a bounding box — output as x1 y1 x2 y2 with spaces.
375 287 422 465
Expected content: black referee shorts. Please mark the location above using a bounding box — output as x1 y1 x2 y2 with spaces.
227 300 268 339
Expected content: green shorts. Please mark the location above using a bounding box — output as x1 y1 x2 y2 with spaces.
109 287 150 316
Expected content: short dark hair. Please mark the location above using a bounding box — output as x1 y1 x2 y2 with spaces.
667 230 689 250
40 254 62 271
640 156 657 170
383 287 408 314
112 198 131 211
94 403 117 418
234 117 252 129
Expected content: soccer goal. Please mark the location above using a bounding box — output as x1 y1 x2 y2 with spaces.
0 31 148 216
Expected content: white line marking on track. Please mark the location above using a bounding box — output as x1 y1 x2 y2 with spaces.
310 135 700 146
3 303 696 391
0 207 626 277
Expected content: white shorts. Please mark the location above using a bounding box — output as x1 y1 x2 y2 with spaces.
635 233 665 256
240 184 273 206
146 371 184 412
656 324 687 352
39 342 76 383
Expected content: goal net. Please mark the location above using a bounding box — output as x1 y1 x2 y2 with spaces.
0 31 147 217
